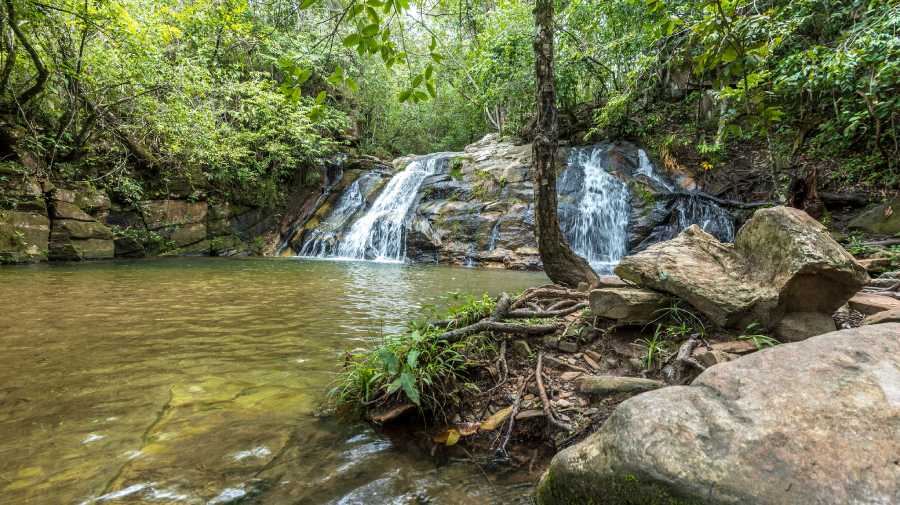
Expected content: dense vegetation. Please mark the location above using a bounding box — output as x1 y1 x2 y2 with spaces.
1 0 897 207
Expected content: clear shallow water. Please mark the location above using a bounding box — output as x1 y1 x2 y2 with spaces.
0 257 548 504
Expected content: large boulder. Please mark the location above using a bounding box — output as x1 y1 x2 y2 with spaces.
615 206 869 341
537 323 900 505
848 196 900 235
589 287 667 321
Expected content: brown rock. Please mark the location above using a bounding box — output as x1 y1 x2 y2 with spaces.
538 324 900 505
862 306 900 325
559 372 583 382
848 292 900 315
697 350 740 368
709 340 762 355
615 206 868 341
513 340 532 358
576 376 663 396
776 311 837 343
588 287 666 321
584 350 601 361
595 276 628 288
857 258 893 274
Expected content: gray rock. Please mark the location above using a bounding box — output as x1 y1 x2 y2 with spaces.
513 340 532 358
537 324 900 505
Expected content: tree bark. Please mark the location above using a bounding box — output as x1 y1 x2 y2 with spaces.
532 0 598 287
5 0 49 109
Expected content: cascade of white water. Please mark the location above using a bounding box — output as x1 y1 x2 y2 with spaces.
637 149 673 191
296 181 366 257
334 155 447 261
560 147 631 275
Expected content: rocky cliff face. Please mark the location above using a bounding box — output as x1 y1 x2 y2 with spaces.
282 134 737 272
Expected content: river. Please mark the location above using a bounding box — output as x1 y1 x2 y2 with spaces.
0 257 551 504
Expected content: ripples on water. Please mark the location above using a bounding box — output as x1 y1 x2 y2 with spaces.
0 257 548 504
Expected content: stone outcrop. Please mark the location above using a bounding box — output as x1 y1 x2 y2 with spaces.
537 324 900 505
615 206 869 341
849 292 900 315
862 306 900 325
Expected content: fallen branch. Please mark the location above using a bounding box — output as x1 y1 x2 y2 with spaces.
536 353 574 432
437 321 558 343
507 302 590 319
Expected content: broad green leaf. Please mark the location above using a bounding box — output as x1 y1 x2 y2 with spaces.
382 28 391 41
291 86 302 102
381 349 399 374
430 53 443 63
398 89 412 102
412 74 423 88
299 0 317 9
343 33 362 46
297 69 312 85
400 370 419 404
424 65 433 80
407 349 420 368
386 57 395 68
721 46 738 62
414 90 428 100
309 106 320 122
361 23 380 36
366 6 379 23
346 78 358 92
316 91 326 104
426 82 436 97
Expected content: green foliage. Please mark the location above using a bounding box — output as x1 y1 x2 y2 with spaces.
736 323 780 349
635 325 668 371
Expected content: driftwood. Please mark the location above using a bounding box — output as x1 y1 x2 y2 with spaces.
438 321 558 343
819 192 870 206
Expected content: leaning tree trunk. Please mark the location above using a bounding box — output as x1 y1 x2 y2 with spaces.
532 0 598 287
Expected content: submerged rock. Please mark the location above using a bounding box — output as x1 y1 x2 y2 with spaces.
537 323 900 505
615 206 869 341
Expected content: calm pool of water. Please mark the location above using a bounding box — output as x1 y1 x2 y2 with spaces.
0 257 549 504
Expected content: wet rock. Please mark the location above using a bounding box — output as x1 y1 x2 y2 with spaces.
848 195 900 235
616 206 869 341
114 236 145 257
0 165 46 214
504 247 542 270
0 211 50 263
48 218 115 261
862 306 900 325
537 324 900 505
576 376 663 396
495 203 537 251
848 292 900 315
589 287 667 321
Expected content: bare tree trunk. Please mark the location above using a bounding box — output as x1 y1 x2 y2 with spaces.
532 0 598 287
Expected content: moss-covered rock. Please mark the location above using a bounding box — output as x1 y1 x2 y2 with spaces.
0 210 50 263
848 196 900 235
0 165 47 215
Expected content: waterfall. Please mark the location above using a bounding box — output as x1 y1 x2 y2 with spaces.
487 216 502 251
558 146 631 275
296 180 367 257
643 193 735 245
334 154 449 261
637 149 673 191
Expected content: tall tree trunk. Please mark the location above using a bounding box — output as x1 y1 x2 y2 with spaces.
532 0 598 287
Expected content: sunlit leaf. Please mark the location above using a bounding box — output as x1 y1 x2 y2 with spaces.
315 91 326 104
